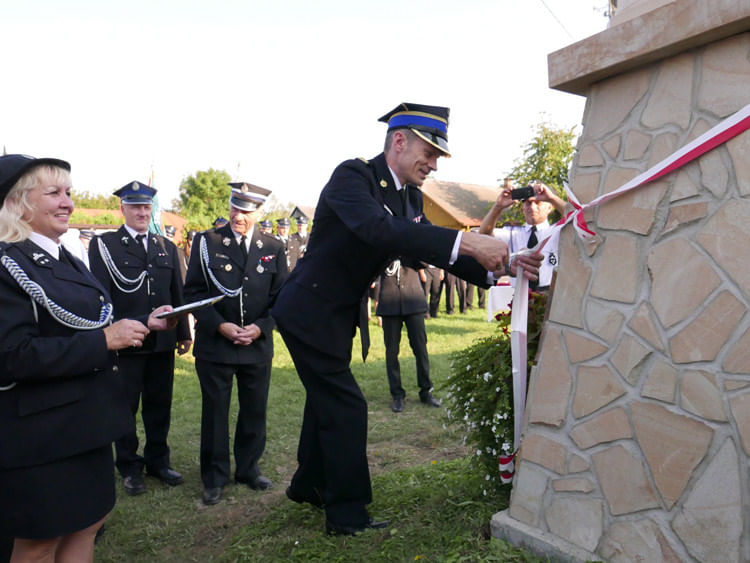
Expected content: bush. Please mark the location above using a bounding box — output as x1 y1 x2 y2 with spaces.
442 289 548 493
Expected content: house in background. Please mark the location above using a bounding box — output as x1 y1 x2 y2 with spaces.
290 204 316 223
420 179 498 230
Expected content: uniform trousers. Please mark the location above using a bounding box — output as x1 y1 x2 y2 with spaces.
444 273 466 314
115 351 175 477
382 314 432 399
279 328 372 527
195 359 271 489
465 283 486 309
421 268 442 318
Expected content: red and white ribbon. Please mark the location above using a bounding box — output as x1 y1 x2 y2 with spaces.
505 103 750 478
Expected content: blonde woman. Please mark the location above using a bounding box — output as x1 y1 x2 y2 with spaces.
0 155 175 562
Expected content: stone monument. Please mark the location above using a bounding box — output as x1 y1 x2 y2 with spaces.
492 1 750 561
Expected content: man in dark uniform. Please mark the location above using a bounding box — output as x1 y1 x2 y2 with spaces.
164 224 187 282
183 183 288 506
258 219 273 235
88 182 192 496
286 216 308 271
271 102 542 535
377 259 439 413
275 217 291 269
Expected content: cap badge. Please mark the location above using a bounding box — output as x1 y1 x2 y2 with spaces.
222 237 231 247
32 252 50 265
132 182 139 191
224 264 232 271
380 179 388 188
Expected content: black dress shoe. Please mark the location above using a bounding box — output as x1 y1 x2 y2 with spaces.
286 486 324 509
391 396 404 413
123 474 146 496
326 517 390 536
420 393 441 408
202 487 222 505
237 475 273 490
147 467 184 486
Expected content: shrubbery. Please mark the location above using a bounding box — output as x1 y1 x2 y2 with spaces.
443 289 548 493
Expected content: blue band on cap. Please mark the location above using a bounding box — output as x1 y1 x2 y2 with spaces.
388 114 447 134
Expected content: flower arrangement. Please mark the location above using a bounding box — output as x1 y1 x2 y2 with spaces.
442 289 548 494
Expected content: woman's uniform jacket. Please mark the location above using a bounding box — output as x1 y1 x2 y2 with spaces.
0 240 130 470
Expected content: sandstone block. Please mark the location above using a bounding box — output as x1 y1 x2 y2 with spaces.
728 392 750 455
573 365 627 418
564 331 608 364
641 358 677 403
519 433 566 474
641 52 693 130
592 444 660 515
680 370 728 421
697 199 750 296
570 407 632 449
631 401 713 509
527 329 571 427
590 234 639 303
600 518 684 563
546 497 603 552
611 334 651 386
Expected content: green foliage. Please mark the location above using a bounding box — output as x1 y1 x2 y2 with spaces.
72 190 120 209
70 210 123 225
443 290 548 493
501 121 576 224
175 168 232 227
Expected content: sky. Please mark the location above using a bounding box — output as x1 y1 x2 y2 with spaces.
1 1 610 211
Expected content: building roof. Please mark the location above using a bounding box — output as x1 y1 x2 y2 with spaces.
420 178 497 229
291 204 316 221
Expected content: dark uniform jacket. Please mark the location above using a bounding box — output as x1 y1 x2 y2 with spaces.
272 152 490 370
0 240 130 469
88 226 190 353
287 232 307 271
376 259 427 317
183 224 288 365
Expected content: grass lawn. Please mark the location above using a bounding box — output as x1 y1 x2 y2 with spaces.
95 304 543 562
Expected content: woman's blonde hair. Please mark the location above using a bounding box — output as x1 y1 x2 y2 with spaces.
0 165 72 242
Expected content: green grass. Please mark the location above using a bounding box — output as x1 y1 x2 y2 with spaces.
95 303 543 562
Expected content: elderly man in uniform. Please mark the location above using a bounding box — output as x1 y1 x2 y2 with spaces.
88 182 192 496
271 102 542 535
287 216 308 271
184 183 288 506
478 180 566 291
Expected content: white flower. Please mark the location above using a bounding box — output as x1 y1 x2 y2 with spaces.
476 450 482 456
485 474 490 481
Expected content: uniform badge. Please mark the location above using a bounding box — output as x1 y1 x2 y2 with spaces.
222 237 231 247
121 235 129 245
256 264 264 273
380 179 388 188
256 239 263 249
32 252 50 265
151 236 158 245
132 181 140 191
224 264 232 271
548 252 557 266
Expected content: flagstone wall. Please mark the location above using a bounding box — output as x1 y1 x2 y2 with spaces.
492 2 750 561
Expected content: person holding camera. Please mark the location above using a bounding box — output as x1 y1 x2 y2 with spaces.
479 179 566 291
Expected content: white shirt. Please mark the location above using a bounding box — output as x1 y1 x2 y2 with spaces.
29 232 63 259
232 226 254 253
123 224 149 252
493 222 560 287
387 165 461 265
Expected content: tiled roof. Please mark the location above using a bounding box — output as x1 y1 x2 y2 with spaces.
420 179 497 227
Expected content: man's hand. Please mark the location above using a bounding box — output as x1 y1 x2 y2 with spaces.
418 269 427 283
495 187 514 211
529 181 567 215
510 251 544 281
103 319 150 351
459 231 509 273
177 340 192 355
147 305 178 331
218 322 254 346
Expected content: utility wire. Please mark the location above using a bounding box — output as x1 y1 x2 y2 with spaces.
539 0 576 41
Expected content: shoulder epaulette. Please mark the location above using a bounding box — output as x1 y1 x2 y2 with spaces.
356 157 369 165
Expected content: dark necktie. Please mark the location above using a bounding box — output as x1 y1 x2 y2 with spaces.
58 246 71 265
135 233 147 254
239 235 248 262
527 226 538 290
400 187 408 214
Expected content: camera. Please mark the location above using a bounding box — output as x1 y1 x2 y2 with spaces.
510 186 535 200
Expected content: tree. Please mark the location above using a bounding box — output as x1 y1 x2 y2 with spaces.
498 121 576 224
72 191 120 209
174 168 233 228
